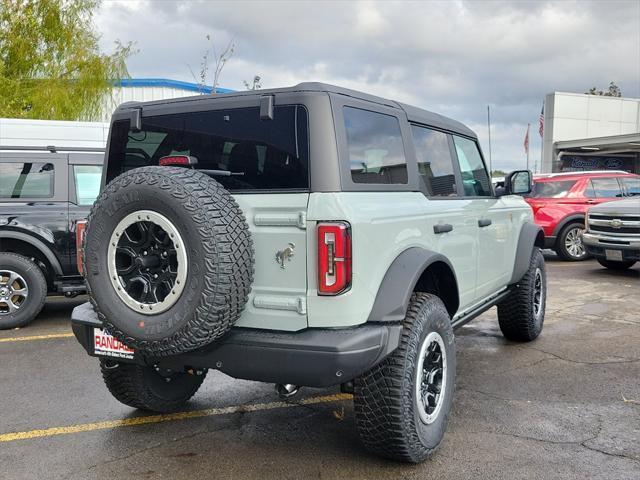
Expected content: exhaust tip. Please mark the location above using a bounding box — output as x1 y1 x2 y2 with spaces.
275 383 300 399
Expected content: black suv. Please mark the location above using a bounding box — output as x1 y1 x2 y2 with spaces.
0 147 104 328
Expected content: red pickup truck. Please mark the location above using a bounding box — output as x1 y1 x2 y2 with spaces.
526 171 640 261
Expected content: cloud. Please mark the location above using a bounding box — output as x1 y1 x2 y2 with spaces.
94 0 640 171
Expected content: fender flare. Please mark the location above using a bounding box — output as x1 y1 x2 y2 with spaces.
367 247 459 322
509 222 545 284
0 230 63 276
551 214 585 238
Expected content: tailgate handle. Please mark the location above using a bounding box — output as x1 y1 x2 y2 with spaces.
478 218 492 228
433 223 453 234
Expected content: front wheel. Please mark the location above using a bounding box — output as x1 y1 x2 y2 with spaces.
100 359 207 412
354 293 456 463
0 253 47 329
497 247 546 341
556 222 588 261
596 258 636 270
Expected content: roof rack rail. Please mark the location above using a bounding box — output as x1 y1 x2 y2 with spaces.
0 145 105 153
536 170 630 177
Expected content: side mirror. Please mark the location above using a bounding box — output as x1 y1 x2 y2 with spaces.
501 170 532 196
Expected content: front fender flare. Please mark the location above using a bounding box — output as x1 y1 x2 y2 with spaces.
509 222 545 284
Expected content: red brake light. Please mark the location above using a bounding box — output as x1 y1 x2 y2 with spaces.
159 155 198 166
317 222 351 295
76 220 87 275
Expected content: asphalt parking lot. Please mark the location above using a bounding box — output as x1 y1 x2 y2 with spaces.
0 255 638 480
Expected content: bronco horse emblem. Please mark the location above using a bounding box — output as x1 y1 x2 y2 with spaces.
275 243 296 269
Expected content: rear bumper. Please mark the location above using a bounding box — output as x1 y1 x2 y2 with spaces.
72 302 402 388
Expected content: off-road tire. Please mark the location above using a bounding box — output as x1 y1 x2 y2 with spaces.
596 258 636 270
354 293 456 463
0 252 47 329
556 221 588 261
497 247 546 341
100 359 206 412
84 166 254 357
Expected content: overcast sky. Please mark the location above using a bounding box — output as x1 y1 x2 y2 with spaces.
95 0 640 172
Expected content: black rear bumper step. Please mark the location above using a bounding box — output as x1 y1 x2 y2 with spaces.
71 302 402 388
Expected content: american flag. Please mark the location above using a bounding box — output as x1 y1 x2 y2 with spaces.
539 104 544 138
524 124 530 155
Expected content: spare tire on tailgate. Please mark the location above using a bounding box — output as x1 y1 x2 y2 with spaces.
84 166 254 357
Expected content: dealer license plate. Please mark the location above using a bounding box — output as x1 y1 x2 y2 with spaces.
94 328 135 359
605 249 623 262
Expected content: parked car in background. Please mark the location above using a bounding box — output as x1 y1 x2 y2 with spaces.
0 147 104 329
525 171 640 261
583 197 640 270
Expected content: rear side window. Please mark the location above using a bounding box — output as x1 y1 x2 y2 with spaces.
106 106 309 191
411 125 457 196
343 107 407 184
531 180 576 198
588 178 623 198
452 136 492 197
73 165 103 205
621 177 640 196
0 162 54 198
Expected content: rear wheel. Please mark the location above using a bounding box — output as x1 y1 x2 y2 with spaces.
354 293 456 463
100 359 207 412
0 253 47 329
556 222 588 261
596 258 636 270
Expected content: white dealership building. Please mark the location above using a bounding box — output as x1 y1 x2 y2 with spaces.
541 92 640 174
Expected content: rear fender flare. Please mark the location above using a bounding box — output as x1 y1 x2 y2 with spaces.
0 230 63 276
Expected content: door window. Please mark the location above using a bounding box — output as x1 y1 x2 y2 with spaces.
73 165 103 205
620 177 640 196
0 162 54 198
411 125 457 196
589 178 623 198
452 136 492 197
343 107 408 184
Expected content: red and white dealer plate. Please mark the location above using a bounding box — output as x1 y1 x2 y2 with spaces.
94 328 135 359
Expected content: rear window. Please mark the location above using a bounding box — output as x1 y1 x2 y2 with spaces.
106 106 309 191
0 162 54 198
73 165 103 205
530 180 575 198
620 177 640 196
343 107 407 184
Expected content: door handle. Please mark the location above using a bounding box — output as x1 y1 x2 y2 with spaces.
586 199 596 204
478 219 492 228
433 223 453 234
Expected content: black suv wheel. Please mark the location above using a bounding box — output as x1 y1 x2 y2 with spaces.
0 252 47 329
354 293 456 463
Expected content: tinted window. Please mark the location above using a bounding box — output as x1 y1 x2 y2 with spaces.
0 162 54 198
74 165 103 205
590 178 623 198
106 106 309 191
621 177 640 196
531 180 576 198
343 107 407 184
452 136 491 196
411 125 457 196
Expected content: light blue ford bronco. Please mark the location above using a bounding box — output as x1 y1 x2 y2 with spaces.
72 83 546 463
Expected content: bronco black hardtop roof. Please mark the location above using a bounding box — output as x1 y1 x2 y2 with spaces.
115 82 476 139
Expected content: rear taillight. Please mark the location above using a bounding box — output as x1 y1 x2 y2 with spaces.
76 220 87 275
317 222 351 295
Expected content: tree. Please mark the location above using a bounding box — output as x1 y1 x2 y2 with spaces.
243 75 262 91
585 82 622 97
190 34 235 94
0 0 134 120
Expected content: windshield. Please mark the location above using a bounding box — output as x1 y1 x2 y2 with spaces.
106 105 309 191
530 180 576 198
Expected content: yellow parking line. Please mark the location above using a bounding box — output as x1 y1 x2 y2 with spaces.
0 393 353 443
0 332 75 343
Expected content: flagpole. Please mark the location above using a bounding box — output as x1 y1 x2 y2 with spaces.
487 105 492 175
526 123 530 170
